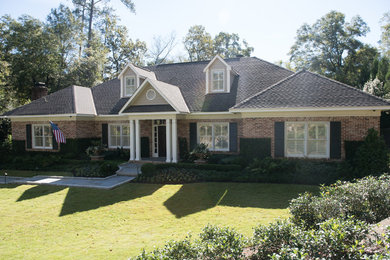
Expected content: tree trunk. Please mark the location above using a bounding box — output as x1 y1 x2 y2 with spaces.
87 0 94 48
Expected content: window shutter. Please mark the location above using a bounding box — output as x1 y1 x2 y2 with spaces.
229 122 238 152
330 121 341 159
274 122 285 157
189 123 197 151
26 124 32 149
102 124 108 147
52 127 58 150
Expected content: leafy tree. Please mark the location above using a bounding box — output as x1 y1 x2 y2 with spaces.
289 11 369 82
184 25 214 61
380 12 390 57
363 78 389 98
101 13 146 78
342 45 378 89
213 32 253 58
184 25 254 61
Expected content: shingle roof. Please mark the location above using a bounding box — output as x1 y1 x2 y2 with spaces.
3 87 73 116
91 79 129 115
233 70 390 110
147 57 294 112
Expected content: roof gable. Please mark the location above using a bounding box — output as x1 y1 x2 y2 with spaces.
119 79 189 114
232 70 390 110
203 55 231 72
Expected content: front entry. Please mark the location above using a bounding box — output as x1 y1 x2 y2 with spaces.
157 126 166 157
152 120 166 157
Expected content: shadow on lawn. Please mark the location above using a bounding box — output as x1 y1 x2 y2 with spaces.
17 185 66 201
59 183 163 216
164 183 317 218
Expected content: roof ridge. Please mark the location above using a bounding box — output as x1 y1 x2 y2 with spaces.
304 70 390 105
251 56 294 73
232 71 304 109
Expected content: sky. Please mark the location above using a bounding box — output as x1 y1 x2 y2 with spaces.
0 0 389 63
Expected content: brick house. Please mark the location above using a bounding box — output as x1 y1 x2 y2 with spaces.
3 55 390 162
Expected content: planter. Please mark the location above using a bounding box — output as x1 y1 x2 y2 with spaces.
90 155 104 161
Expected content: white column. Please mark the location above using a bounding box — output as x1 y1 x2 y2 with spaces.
135 119 141 161
166 119 171 162
129 120 135 161
172 119 178 163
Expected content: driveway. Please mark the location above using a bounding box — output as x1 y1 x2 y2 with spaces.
1 175 134 189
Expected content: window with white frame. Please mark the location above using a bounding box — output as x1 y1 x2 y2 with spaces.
285 122 329 158
212 70 224 91
198 123 229 151
124 76 136 96
33 124 52 149
109 124 130 148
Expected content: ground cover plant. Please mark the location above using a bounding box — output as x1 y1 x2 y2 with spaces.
132 175 390 259
0 182 316 259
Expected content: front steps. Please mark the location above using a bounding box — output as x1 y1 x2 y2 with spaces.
116 162 142 176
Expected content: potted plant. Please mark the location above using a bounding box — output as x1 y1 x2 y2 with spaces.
190 143 210 164
86 141 105 161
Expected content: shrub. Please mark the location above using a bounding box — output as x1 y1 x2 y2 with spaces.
240 138 271 163
73 162 118 177
253 217 374 260
289 175 390 228
178 137 189 162
351 128 389 178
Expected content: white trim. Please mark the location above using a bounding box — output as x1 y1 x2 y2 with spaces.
285 121 330 159
108 124 130 149
172 118 177 163
130 120 135 160
230 106 390 113
32 124 53 149
197 122 229 151
135 119 141 161
203 55 231 72
146 89 157 100
166 119 171 162
119 79 186 114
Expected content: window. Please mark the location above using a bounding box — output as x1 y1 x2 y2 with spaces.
198 123 229 151
109 124 130 148
32 124 52 149
212 70 224 91
124 76 136 96
285 122 329 158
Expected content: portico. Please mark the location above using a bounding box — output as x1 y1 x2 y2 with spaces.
128 117 178 163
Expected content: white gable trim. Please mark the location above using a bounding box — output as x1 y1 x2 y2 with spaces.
118 79 186 114
203 55 231 72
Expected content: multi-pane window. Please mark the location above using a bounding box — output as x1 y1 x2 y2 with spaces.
285 122 329 158
125 76 136 96
212 70 224 91
198 123 229 151
109 125 130 148
33 124 52 149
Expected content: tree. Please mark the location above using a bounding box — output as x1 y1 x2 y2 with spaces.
184 25 214 61
147 32 176 65
363 78 389 98
183 25 254 61
72 0 135 48
380 12 390 57
213 32 253 58
289 11 369 82
101 13 146 78
342 45 378 89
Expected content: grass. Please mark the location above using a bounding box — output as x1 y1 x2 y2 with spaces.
0 169 72 177
0 182 318 259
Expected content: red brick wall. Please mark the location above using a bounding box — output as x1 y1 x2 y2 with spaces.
241 116 380 159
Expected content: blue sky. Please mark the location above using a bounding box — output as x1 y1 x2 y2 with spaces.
0 0 388 62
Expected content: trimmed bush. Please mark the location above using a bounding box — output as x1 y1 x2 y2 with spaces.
73 161 118 178
289 174 390 228
240 138 271 163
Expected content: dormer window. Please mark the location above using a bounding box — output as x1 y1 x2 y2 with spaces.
125 76 136 96
212 70 224 92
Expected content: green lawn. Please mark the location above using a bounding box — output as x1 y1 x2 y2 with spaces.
0 182 318 259
0 169 72 177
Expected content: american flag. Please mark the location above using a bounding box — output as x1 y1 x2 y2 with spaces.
49 121 66 144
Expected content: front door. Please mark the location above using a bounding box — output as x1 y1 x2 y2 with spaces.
157 126 166 157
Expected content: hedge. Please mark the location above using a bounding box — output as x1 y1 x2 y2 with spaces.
239 138 271 163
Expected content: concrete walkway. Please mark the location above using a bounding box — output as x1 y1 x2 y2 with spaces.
3 175 134 189
0 176 25 184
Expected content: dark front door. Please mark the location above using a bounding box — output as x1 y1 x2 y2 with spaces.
158 126 166 157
